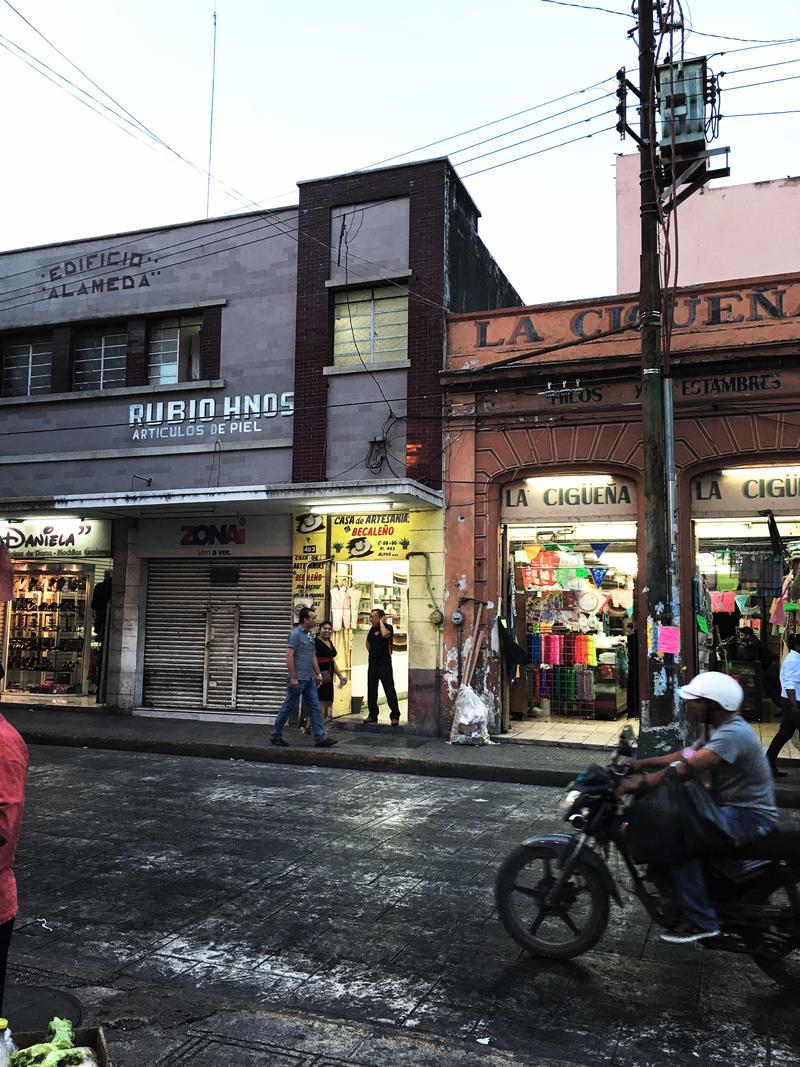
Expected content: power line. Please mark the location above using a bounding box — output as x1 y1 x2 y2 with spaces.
717 55 800 78
358 75 617 170
689 30 800 46
460 125 617 179
534 0 632 16
722 109 800 118
456 107 614 168
722 72 800 93
447 93 614 160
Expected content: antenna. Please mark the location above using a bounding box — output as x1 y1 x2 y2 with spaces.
206 8 218 218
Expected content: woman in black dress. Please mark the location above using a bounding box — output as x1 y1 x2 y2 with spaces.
310 619 346 727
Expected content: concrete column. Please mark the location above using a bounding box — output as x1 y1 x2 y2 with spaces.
104 519 142 713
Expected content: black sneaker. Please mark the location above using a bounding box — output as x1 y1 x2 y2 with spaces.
363 716 379 724
270 735 289 747
390 715 400 726
771 766 789 778
315 737 338 748
660 925 720 944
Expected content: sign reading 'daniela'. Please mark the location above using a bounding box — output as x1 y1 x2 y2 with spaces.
0 519 111 557
501 477 638 522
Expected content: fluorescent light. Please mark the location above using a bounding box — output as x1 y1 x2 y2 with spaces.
720 466 800 478
525 474 613 488
304 500 394 514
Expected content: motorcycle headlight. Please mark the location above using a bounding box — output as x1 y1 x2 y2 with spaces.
561 789 582 816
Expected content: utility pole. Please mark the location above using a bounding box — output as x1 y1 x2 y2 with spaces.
636 0 678 749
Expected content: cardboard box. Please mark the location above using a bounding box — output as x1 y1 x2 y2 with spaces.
12 1026 111 1067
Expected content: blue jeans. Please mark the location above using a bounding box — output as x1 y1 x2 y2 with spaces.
671 806 776 931
272 678 325 742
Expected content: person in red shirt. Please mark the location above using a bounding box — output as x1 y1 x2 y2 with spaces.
0 715 28 1013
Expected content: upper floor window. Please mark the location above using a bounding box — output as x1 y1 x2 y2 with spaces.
2 339 52 397
332 285 408 367
148 315 202 385
73 329 127 391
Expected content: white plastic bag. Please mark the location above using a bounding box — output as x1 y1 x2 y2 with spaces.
449 684 491 745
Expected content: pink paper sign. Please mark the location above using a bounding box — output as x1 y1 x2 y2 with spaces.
657 625 681 655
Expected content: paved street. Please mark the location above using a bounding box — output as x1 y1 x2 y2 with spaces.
10 746 800 1066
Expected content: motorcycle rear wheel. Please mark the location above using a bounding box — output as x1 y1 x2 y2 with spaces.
740 878 800 990
495 843 609 959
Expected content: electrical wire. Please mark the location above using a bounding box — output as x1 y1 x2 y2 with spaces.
460 125 617 179
535 0 633 16
455 106 615 168
722 73 800 93
358 75 617 169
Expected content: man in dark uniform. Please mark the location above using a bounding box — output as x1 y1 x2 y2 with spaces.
364 608 401 725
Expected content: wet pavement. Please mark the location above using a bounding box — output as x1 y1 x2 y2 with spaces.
10 746 800 1066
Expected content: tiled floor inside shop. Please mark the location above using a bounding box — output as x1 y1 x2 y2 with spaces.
503 709 800 758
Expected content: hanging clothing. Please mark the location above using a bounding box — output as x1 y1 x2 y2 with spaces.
330 585 345 631
341 586 351 630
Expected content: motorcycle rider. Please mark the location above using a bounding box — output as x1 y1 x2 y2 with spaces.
618 672 778 944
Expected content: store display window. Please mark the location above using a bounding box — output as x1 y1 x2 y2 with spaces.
505 524 637 723
2 562 96 696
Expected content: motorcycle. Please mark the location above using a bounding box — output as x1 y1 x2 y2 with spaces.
495 732 800 989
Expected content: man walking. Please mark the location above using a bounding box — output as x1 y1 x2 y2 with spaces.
271 608 337 748
364 608 401 725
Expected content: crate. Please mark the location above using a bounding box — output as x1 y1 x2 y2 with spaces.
12 1026 111 1066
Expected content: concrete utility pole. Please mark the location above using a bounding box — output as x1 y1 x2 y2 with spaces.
636 0 679 749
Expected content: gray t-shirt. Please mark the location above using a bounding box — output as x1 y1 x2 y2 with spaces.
287 625 315 681
704 714 778 820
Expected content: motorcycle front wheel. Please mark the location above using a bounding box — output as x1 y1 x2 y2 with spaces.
740 877 800 990
495 843 610 959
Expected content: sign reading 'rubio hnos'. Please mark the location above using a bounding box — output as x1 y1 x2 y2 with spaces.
129 392 294 442
501 476 638 522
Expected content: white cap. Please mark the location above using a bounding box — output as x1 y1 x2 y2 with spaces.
677 672 743 712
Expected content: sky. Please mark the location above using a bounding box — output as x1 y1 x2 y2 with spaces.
0 0 798 304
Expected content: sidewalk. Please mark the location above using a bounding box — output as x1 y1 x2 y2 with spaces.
4 699 800 806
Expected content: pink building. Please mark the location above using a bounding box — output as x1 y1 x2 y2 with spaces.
616 152 800 292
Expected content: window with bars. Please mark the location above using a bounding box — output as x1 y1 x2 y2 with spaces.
2 339 53 397
332 285 408 366
73 330 128 391
148 315 203 385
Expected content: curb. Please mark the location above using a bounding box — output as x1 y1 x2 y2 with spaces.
18 729 800 807
19 729 576 787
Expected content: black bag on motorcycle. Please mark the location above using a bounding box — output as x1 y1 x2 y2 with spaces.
622 775 735 864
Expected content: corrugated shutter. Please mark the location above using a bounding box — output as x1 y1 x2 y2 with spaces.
142 558 291 713
235 560 292 711
143 560 208 708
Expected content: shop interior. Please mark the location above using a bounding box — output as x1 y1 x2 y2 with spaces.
1 559 113 708
504 522 637 744
328 559 410 724
694 515 800 759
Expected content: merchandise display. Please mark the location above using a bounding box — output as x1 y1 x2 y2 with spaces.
3 567 92 695
509 539 634 721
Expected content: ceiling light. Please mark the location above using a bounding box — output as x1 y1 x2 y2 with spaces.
720 466 800 478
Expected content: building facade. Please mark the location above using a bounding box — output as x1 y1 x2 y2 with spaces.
443 272 800 740
0 159 520 730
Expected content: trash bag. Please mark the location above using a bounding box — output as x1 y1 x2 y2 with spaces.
620 775 735 865
449 684 491 745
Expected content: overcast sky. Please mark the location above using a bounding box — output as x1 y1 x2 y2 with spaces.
0 0 798 303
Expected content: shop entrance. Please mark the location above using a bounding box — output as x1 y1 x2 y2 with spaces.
691 468 800 758
1 559 112 705
499 474 639 745
329 559 410 724
142 558 291 716
503 523 636 742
